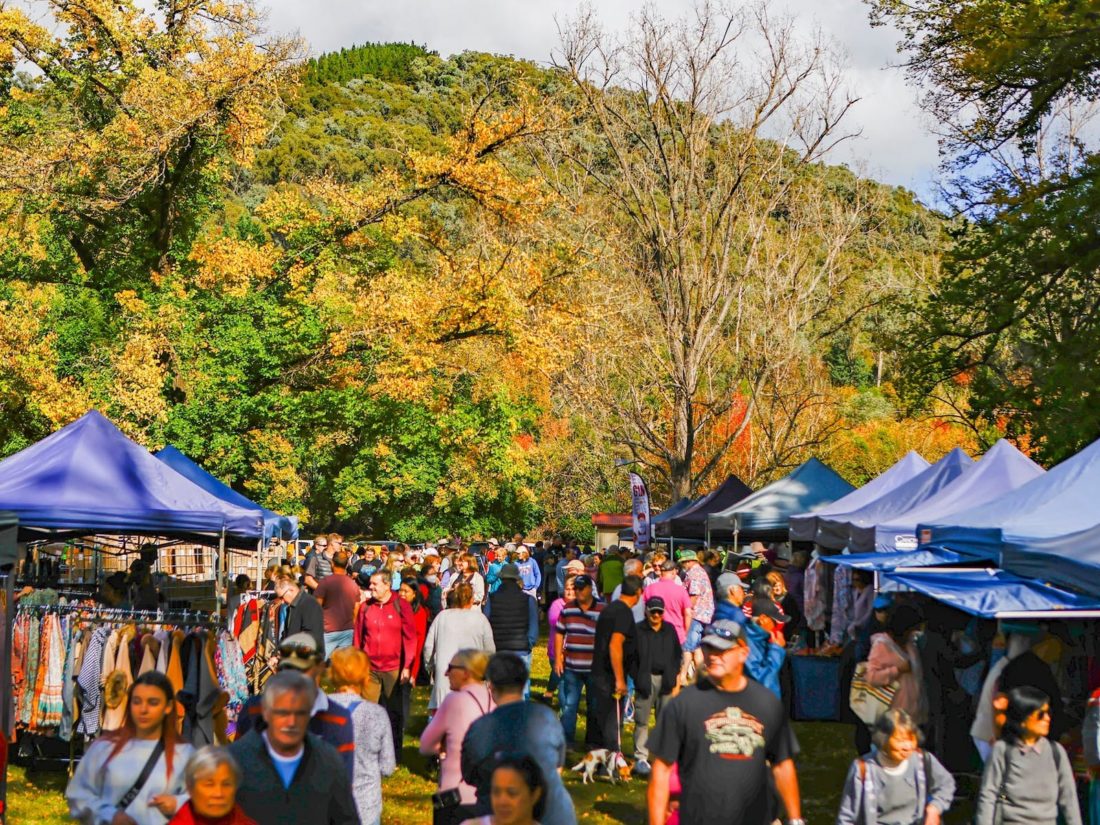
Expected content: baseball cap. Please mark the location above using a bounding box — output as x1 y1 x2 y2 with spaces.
498 563 521 580
873 594 893 610
752 598 788 624
573 574 595 590
564 559 585 574
278 632 323 670
700 620 745 650
716 572 749 593
645 596 666 613
488 537 500 546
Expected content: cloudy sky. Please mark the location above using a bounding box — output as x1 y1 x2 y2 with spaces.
259 0 942 202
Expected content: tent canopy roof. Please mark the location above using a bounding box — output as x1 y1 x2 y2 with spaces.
871 440 1044 553
155 446 298 540
920 436 1100 566
820 548 969 571
815 448 973 552
789 451 929 543
881 568 1100 618
657 475 753 539
0 411 264 544
707 458 855 539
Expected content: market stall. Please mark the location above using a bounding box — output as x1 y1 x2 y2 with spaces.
789 450 929 544
813 447 972 553
707 457 854 544
870 439 1043 554
656 475 752 540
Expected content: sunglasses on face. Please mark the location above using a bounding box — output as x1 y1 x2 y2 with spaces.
1034 707 1052 719
446 664 466 674
279 642 319 659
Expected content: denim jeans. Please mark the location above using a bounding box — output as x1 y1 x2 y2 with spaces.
324 628 354 657
559 668 599 747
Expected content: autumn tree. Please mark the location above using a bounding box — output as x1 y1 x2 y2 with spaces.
871 0 1100 462
549 2 914 498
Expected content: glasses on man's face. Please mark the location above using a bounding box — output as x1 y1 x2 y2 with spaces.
315 543 328 550
446 664 466 674
1034 707 1052 720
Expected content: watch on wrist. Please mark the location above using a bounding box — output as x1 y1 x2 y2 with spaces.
787 819 806 825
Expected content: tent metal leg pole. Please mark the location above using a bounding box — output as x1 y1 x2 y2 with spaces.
217 529 226 619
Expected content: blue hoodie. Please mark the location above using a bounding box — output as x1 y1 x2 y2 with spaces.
713 599 785 698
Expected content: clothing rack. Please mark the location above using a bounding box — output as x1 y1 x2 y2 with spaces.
15 603 223 628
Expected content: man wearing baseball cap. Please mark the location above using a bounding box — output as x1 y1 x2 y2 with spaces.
632 596 682 777
234 632 355 778
646 619 802 825
553 574 604 749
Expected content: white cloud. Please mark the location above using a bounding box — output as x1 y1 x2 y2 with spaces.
259 0 942 201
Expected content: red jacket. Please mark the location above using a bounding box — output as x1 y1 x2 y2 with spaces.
354 594 417 674
168 801 257 825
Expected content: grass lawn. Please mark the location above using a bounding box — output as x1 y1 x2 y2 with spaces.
7 639 980 824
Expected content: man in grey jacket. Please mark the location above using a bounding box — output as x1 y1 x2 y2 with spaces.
229 670 358 825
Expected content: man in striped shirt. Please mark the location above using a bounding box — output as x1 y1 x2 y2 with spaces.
554 574 605 749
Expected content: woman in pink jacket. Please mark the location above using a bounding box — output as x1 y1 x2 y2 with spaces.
419 648 495 825
865 603 927 724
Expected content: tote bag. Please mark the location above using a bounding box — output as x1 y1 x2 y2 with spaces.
849 660 898 725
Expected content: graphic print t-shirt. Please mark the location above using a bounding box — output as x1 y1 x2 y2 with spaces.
647 678 794 824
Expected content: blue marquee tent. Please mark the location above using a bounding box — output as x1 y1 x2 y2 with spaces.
871 440 1044 553
658 475 753 540
707 458 855 541
0 411 264 544
820 547 969 571
156 446 298 540
880 568 1100 619
789 451 929 543
815 448 973 553
920 436 1100 595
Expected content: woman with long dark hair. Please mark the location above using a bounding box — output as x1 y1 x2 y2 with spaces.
68 671 194 825
460 753 547 825
975 685 1082 825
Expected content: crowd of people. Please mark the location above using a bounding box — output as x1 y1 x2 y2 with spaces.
61 533 1100 825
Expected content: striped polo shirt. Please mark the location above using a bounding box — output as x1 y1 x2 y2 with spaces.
555 600 605 673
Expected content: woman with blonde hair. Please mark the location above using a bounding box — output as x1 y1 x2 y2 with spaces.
424 583 495 711
327 647 396 825
421 649 494 825
67 671 194 825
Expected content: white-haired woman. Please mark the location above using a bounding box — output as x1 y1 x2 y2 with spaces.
168 746 256 825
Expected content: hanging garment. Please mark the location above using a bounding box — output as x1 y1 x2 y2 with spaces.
166 629 186 728
139 633 161 676
829 565 854 646
59 622 83 741
804 556 827 633
12 613 28 721
32 613 65 731
101 624 136 732
155 629 171 673
19 610 42 725
76 625 110 736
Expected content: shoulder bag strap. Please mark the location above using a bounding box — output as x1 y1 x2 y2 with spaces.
116 738 166 811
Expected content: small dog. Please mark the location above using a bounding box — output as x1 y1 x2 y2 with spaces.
571 749 632 784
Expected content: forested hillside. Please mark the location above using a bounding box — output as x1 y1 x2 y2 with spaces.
0 9 980 538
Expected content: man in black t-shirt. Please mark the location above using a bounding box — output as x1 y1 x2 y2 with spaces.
591 573 642 751
646 619 804 825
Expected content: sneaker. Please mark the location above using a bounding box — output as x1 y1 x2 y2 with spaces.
634 758 651 777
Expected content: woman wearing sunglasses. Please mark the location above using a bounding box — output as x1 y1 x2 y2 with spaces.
420 650 494 825
975 685 1082 825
